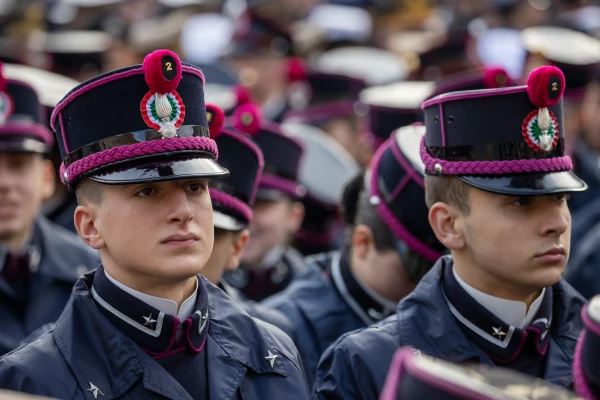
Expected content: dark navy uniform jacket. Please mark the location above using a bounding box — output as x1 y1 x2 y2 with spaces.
0 269 310 399
219 281 299 344
0 216 99 355
264 251 395 388
312 256 585 399
564 218 600 299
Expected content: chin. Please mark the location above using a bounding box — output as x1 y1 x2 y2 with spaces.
526 267 565 289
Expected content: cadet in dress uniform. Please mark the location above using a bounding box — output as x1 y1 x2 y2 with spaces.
223 107 307 302
0 64 99 356
380 347 581 400
265 124 445 387
312 66 587 399
200 106 297 340
0 50 309 399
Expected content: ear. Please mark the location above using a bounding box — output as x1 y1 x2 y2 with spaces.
287 201 305 234
428 202 465 251
351 224 376 261
224 229 250 271
74 204 105 250
41 159 56 201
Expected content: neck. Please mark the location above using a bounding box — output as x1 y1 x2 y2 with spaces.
452 253 542 310
1 226 33 251
103 262 197 312
349 248 415 304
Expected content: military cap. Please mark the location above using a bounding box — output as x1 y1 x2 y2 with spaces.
521 26 600 98
417 29 471 79
305 4 373 48
573 295 600 399
369 124 444 272
380 347 581 400
314 46 408 87
51 49 228 190
429 66 515 99
220 98 304 200
421 66 586 195
225 10 294 58
359 81 434 149
0 63 53 154
283 62 368 125
282 123 360 254
27 30 112 78
208 106 264 231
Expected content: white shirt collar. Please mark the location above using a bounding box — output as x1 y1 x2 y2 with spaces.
453 267 545 329
104 269 198 320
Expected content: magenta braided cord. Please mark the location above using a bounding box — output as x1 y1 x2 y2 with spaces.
420 137 572 175
62 136 218 185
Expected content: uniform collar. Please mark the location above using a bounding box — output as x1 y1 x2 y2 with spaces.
452 267 545 329
443 263 553 363
104 269 198 320
53 270 290 400
331 250 397 325
92 266 209 357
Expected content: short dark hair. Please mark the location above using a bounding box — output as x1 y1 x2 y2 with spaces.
424 175 471 214
342 171 432 282
75 178 104 205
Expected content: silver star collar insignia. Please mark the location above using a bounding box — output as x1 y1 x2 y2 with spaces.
265 350 279 368
492 327 506 338
87 382 105 399
143 313 157 327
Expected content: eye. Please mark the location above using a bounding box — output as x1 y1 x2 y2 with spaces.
554 193 570 203
136 187 156 197
512 197 533 207
186 181 206 193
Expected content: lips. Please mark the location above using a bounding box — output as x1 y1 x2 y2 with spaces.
161 232 200 245
535 246 566 263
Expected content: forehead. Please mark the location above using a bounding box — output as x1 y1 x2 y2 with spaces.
0 152 42 164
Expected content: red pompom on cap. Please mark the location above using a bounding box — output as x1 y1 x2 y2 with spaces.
234 84 252 106
233 103 261 136
527 66 565 109
483 66 512 89
287 58 307 83
0 62 6 91
206 104 225 140
142 49 183 94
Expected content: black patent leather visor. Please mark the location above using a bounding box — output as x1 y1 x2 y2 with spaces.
89 155 229 185
458 170 587 196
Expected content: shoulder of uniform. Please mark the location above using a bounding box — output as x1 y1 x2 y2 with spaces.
253 317 303 371
0 332 77 397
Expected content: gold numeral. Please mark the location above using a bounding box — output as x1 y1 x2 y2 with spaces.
551 82 558 91
166 62 173 71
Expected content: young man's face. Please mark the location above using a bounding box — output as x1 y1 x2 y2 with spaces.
202 228 249 285
87 179 214 284
241 197 303 265
460 187 570 292
0 153 54 248
321 116 362 164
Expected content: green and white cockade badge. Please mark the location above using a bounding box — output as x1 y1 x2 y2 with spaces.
140 49 186 138
522 107 559 152
523 65 565 153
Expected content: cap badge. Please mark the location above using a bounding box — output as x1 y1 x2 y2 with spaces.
0 63 13 126
523 66 565 153
140 50 185 138
0 91 13 126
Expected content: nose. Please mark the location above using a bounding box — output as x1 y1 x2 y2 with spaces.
166 187 194 225
539 199 570 237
